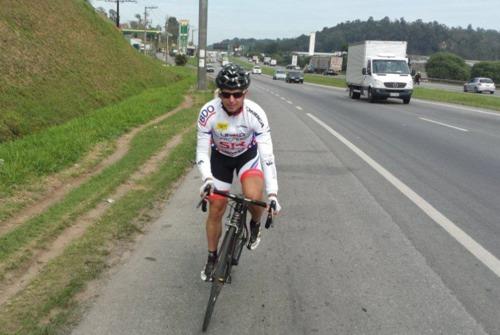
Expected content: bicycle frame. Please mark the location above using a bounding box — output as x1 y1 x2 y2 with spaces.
200 189 273 332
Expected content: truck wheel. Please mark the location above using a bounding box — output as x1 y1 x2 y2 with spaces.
403 98 411 104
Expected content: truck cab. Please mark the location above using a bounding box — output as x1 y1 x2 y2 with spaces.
346 41 414 104
361 56 413 103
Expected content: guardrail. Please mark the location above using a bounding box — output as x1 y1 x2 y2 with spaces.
425 77 465 86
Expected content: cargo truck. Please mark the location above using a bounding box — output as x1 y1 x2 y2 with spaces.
346 41 413 104
309 55 343 74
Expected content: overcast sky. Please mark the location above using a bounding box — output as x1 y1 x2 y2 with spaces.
90 0 499 44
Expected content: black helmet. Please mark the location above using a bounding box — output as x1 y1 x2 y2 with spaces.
215 63 250 90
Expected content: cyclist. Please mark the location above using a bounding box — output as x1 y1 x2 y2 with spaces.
196 63 281 281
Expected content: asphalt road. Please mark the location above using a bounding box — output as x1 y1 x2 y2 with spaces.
72 75 500 334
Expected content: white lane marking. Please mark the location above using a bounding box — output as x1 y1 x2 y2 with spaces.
280 97 286 100
296 106 303 110
287 100 293 104
419 117 469 132
307 113 500 278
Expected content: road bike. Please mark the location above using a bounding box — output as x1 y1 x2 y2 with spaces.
198 189 275 332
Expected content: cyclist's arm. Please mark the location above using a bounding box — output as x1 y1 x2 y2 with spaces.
256 131 278 195
196 107 214 182
248 103 278 195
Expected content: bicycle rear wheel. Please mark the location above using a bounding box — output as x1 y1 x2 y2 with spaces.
202 227 235 332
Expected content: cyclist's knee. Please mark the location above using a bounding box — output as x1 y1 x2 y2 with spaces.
208 199 227 220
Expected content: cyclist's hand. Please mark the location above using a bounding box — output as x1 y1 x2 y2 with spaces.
199 178 214 197
268 195 281 215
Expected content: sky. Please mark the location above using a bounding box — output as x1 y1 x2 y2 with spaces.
90 0 499 44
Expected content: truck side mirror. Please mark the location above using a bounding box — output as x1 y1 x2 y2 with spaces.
362 68 366 75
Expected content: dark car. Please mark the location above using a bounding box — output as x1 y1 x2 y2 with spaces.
286 70 304 83
323 69 337 76
206 64 215 73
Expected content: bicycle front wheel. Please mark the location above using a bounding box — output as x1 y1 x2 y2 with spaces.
202 279 223 332
202 227 235 332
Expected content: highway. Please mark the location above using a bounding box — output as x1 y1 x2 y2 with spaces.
72 74 500 334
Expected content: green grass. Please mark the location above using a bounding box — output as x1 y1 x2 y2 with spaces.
0 89 212 334
303 74 346 88
412 87 500 111
0 88 199 271
0 70 195 196
0 129 199 335
0 0 184 142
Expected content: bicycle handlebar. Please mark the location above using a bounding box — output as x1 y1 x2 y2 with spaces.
197 188 275 228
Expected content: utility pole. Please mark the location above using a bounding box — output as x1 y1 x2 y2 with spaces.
143 6 158 53
190 25 197 46
197 0 208 90
97 0 136 28
164 16 169 64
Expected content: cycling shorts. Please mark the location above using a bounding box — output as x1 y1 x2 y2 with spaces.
210 145 263 193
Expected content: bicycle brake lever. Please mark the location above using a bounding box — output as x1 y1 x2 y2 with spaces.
196 192 209 212
265 200 276 229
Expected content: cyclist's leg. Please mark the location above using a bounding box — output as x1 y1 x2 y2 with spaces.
206 186 228 251
237 149 265 221
240 170 264 220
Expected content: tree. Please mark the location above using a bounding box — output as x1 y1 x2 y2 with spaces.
175 54 187 66
108 9 117 24
425 52 470 80
96 7 107 17
471 61 500 83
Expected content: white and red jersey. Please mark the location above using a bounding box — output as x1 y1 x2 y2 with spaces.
196 97 278 195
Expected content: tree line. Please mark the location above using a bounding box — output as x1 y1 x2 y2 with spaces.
214 17 500 61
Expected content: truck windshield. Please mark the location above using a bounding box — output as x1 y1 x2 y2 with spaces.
372 60 410 75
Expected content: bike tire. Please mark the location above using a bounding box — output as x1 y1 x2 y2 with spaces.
202 279 223 332
201 228 235 332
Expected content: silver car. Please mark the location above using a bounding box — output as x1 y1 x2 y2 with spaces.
273 69 286 80
463 77 496 94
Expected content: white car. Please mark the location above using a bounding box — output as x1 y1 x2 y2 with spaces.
273 69 286 80
251 66 262 74
464 77 496 94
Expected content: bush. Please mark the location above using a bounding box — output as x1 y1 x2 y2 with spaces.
425 52 470 81
175 54 188 66
471 61 500 83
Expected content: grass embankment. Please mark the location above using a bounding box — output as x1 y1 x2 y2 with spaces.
412 87 500 112
0 0 179 142
0 68 194 219
0 86 212 334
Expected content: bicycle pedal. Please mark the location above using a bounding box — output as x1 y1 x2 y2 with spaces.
225 274 232 284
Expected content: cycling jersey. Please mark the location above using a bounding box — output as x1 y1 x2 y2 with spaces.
196 97 278 195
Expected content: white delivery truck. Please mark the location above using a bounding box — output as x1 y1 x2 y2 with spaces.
346 41 413 104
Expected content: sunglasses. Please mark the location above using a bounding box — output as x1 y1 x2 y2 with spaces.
220 91 245 99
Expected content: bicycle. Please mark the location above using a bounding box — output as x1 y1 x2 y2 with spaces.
197 188 275 332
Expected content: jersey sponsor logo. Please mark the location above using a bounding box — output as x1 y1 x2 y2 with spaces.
198 105 216 127
218 132 246 138
265 160 274 166
218 140 247 150
215 122 229 131
247 107 264 127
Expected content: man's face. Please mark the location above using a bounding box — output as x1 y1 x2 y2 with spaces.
219 89 247 113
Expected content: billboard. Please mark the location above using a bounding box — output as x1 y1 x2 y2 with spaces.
178 19 189 54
